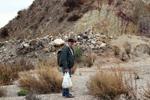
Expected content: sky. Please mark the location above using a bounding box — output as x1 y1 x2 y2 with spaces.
0 0 34 28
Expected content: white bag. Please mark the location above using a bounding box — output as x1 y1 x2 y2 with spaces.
62 72 73 88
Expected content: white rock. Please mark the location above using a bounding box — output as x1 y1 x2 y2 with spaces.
109 36 113 39
96 34 101 36
100 43 106 48
4 49 7 51
23 43 30 48
5 41 8 43
64 36 68 40
44 48 50 53
89 44 94 49
77 36 81 38
91 40 96 44
34 52 38 58
52 39 65 46
43 35 49 39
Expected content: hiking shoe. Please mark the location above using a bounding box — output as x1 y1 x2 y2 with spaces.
65 94 75 98
62 94 66 97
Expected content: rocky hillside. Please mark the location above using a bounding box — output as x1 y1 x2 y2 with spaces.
0 0 150 41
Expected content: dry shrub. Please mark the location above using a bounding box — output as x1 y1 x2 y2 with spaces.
113 46 120 56
123 42 131 59
0 28 9 38
0 87 6 97
67 14 82 22
124 72 138 100
0 58 34 85
143 83 150 99
36 56 57 69
0 64 19 85
58 14 68 23
13 58 34 71
18 67 63 94
84 53 97 67
63 0 86 10
25 91 40 100
87 70 128 99
0 82 6 97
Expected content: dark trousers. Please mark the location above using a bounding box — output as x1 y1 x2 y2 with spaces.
62 67 71 96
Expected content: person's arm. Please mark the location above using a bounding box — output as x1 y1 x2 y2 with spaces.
61 46 68 71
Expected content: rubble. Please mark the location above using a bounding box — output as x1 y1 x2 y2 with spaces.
0 29 150 63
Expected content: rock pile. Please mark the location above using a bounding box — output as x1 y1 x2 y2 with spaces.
0 29 110 63
0 30 150 63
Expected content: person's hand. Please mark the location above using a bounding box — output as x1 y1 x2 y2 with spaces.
65 69 68 72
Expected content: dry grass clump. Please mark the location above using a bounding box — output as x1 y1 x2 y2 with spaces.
63 0 87 10
0 82 6 97
83 53 97 67
37 57 57 68
25 91 40 100
0 28 9 38
123 42 131 59
143 83 150 99
18 67 63 94
13 58 34 71
0 64 19 85
87 70 128 99
0 58 34 85
113 46 120 56
67 14 82 22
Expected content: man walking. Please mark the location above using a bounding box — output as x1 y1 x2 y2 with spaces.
61 38 75 98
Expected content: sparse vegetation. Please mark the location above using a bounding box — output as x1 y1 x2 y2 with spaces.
0 64 19 85
0 82 6 97
87 70 128 99
63 0 86 10
58 14 68 23
113 46 120 56
25 91 40 100
143 83 150 99
123 42 131 59
17 90 28 96
67 14 82 22
121 72 138 100
14 58 34 71
83 53 97 67
74 46 83 63
18 67 63 94
0 58 34 85
0 28 9 38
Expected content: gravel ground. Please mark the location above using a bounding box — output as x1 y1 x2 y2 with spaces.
0 57 150 100
0 69 96 100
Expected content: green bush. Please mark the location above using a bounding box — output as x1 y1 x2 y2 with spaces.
74 46 83 63
17 90 28 96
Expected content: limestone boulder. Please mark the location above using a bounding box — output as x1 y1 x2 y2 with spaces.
52 39 65 46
